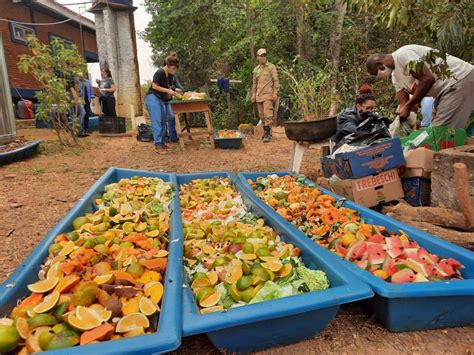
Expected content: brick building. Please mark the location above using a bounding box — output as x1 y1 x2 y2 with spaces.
0 0 98 102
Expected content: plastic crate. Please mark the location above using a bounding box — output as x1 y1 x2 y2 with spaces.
237 171 474 332
99 116 126 134
0 167 183 354
214 130 243 149
0 140 42 166
177 172 373 353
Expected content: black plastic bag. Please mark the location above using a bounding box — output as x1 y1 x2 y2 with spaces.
136 123 154 142
334 113 391 151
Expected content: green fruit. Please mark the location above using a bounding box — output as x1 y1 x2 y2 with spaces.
28 314 58 328
83 239 96 249
120 242 134 249
256 247 271 257
228 284 241 302
240 286 255 303
48 244 62 255
52 323 72 335
72 216 88 231
112 237 121 245
243 242 254 254
252 267 270 282
192 272 207 281
197 287 214 304
93 223 109 233
242 261 252 275
236 275 253 291
52 302 70 321
71 288 97 306
94 236 108 245
126 263 145 278
94 244 110 255
39 329 55 350
45 330 79 350
90 255 100 265
111 260 122 270
232 237 245 244
66 232 79 242
213 257 226 267
109 207 118 216
0 325 20 353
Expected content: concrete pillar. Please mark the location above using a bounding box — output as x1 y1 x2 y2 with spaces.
0 34 16 144
90 1 142 118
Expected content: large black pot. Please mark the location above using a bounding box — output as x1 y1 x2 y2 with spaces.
284 116 337 142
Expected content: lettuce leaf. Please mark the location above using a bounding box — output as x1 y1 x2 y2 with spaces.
250 281 293 304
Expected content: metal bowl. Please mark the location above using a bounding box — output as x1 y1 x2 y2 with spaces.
284 116 337 142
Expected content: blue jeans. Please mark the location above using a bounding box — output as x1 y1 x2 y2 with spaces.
165 104 177 142
146 94 171 146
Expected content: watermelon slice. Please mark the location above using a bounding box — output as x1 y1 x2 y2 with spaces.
446 258 464 269
367 234 385 243
414 273 429 282
369 264 381 273
382 258 398 276
387 247 403 259
336 243 348 257
401 239 419 248
356 260 369 270
418 248 437 265
405 258 433 278
346 240 367 260
432 265 449 278
438 259 456 277
367 244 388 265
386 235 402 250
391 269 416 283
403 248 419 259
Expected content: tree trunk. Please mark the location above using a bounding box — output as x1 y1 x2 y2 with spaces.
245 0 255 59
328 0 347 116
294 0 307 61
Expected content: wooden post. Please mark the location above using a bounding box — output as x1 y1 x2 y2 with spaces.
130 104 135 129
453 162 474 228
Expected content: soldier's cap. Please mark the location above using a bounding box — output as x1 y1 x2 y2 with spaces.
257 48 267 56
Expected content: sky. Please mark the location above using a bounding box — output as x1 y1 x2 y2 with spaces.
58 0 156 84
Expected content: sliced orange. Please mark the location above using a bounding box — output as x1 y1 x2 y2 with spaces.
33 291 60 313
59 241 75 256
202 244 216 255
89 304 112 322
154 250 168 258
54 274 81 294
262 262 283 272
121 297 140 315
191 278 211 291
143 280 160 293
207 271 218 286
68 307 102 330
0 318 13 326
199 305 224 314
94 274 114 285
115 313 149 333
279 263 293 278
46 262 64 280
145 230 160 238
139 297 159 316
145 282 164 304
28 277 59 293
226 267 243 284
199 290 220 308
240 253 257 261
138 270 161 284
15 317 30 339
260 256 280 263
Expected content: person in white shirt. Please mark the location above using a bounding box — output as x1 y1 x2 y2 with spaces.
366 45 474 128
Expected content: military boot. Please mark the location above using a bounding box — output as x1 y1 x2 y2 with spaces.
262 126 271 143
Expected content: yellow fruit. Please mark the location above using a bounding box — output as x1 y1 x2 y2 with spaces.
139 297 159 316
191 278 211 291
15 317 29 339
25 326 52 353
88 304 112 322
399 235 409 243
46 263 64 280
261 262 283 272
226 267 243 284
373 270 389 280
145 283 164 304
199 305 224 314
199 291 220 308
28 277 59 293
259 256 280 263
94 274 114 285
143 281 160 293
116 313 149 333
59 241 75 256
122 297 140 315
145 230 160 238
207 271 218 286
33 291 60 314
279 263 293 278
202 245 216 255
67 307 101 331
154 250 168 258
54 275 81 294
0 318 14 326
124 327 145 338
138 270 161 284
240 254 257 261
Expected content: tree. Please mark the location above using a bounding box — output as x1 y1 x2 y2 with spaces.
18 36 87 145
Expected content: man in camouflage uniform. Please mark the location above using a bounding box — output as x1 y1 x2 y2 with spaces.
251 48 280 143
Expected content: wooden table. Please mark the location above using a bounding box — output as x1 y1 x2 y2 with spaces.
170 99 214 150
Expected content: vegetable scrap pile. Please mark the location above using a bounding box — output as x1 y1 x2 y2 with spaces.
0 177 173 353
249 175 464 283
179 178 330 314
216 130 241 138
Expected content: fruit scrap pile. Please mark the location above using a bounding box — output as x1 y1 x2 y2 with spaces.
0 177 173 353
179 178 330 314
216 130 241 138
175 92 208 101
249 174 465 283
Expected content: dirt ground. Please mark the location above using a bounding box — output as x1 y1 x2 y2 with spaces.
1 127 473 354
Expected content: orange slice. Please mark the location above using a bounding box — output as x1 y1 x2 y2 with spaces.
191 278 211 291
33 291 60 313
279 263 293 278
202 245 216 255
59 241 75 256
199 291 220 308
240 254 257 261
68 307 102 330
139 297 159 316
143 280 160 293
46 262 64 280
145 282 164 304
154 250 168 258
89 304 112 322
138 270 161 284
15 317 30 339
260 256 280 263
54 274 81 293
0 318 13 326
262 262 283 272
94 274 114 285
115 313 150 333
122 297 140 315
207 271 218 286
199 305 224 314
28 277 59 293
226 267 243 284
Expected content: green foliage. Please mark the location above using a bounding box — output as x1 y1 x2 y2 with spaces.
18 35 87 145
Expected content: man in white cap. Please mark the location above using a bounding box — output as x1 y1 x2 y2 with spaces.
251 48 280 142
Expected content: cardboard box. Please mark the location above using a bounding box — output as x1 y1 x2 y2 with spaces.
401 147 435 179
320 138 405 179
317 169 404 208
402 177 431 206
401 126 467 152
